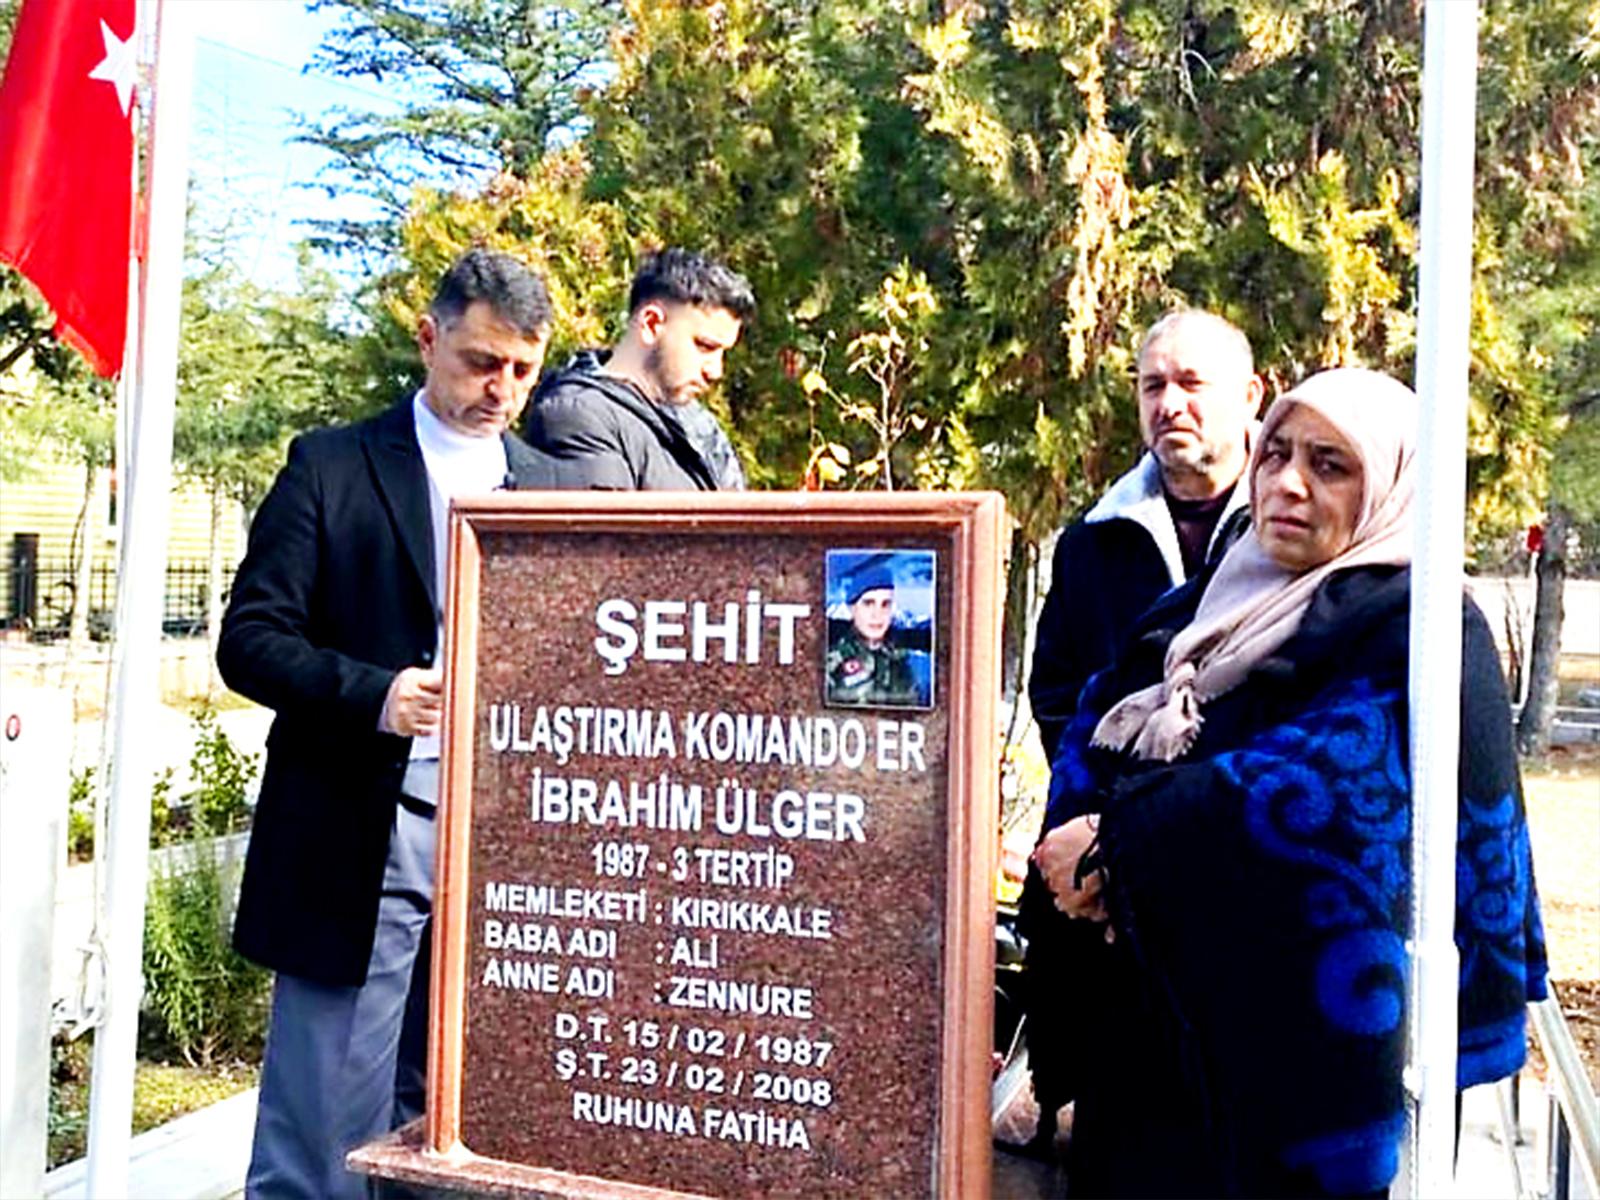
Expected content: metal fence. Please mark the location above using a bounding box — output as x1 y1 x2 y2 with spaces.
3 558 233 640
1493 994 1600 1200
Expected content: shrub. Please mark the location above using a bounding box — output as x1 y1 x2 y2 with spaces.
47 1035 92 1166
149 767 175 847
64 708 258 860
66 767 95 862
133 704 271 1064
140 836 269 1067
184 706 258 837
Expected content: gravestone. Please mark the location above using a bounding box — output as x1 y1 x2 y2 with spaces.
351 493 1004 1199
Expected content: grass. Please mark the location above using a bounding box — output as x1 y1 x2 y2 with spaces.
48 1036 259 1170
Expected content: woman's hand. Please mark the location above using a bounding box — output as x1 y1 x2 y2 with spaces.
1033 814 1108 924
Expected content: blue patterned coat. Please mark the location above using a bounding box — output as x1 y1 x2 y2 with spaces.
1022 565 1547 1197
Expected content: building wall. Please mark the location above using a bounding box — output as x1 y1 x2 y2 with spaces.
0 458 245 626
1466 576 1600 658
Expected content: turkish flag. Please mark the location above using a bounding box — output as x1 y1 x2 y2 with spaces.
0 0 137 378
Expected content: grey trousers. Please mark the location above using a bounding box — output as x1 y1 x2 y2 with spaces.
245 803 435 1200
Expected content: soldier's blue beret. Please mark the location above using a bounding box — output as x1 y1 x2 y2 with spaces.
847 564 895 602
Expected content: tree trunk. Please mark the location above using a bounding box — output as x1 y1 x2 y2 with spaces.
1003 528 1053 739
63 461 103 747
1516 503 1570 756
206 483 225 697
67 460 99 653
1000 528 1036 709
999 529 1048 828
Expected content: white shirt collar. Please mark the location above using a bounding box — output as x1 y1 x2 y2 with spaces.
411 391 508 497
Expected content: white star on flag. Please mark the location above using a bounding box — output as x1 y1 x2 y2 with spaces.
88 18 137 116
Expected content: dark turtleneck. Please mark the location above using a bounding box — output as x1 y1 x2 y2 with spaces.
1166 481 1238 578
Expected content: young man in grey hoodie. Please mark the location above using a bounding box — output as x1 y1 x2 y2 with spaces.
526 247 754 490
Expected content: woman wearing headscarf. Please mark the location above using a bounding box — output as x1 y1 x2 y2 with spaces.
1027 368 1547 1197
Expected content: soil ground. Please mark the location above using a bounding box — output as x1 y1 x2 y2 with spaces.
1523 743 1600 1093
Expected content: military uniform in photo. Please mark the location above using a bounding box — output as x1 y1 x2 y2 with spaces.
826 628 920 706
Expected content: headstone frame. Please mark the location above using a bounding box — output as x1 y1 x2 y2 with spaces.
361 491 1004 1200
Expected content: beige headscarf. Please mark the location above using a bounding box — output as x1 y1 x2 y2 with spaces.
1091 367 1419 762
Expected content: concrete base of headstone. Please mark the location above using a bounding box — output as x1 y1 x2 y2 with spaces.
353 1119 1076 1200
349 1120 710 1199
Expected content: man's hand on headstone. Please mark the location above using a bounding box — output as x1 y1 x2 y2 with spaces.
382 666 444 737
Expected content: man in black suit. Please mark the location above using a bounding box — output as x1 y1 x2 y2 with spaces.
1028 309 1261 761
218 249 559 1199
1020 308 1260 1157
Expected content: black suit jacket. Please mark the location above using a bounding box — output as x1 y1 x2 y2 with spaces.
1026 518 1175 764
218 400 559 985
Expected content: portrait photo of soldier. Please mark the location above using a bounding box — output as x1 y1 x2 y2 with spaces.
823 550 934 710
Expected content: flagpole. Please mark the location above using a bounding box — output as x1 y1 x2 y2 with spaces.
84 0 196 1192
91 10 149 983
1400 1 1478 1196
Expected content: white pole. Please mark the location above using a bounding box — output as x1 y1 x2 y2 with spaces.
1404 1 1479 1196
84 0 196 1194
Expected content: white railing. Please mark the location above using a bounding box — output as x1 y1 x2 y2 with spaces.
1496 994 1600 1200
1533 994 1600 1199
